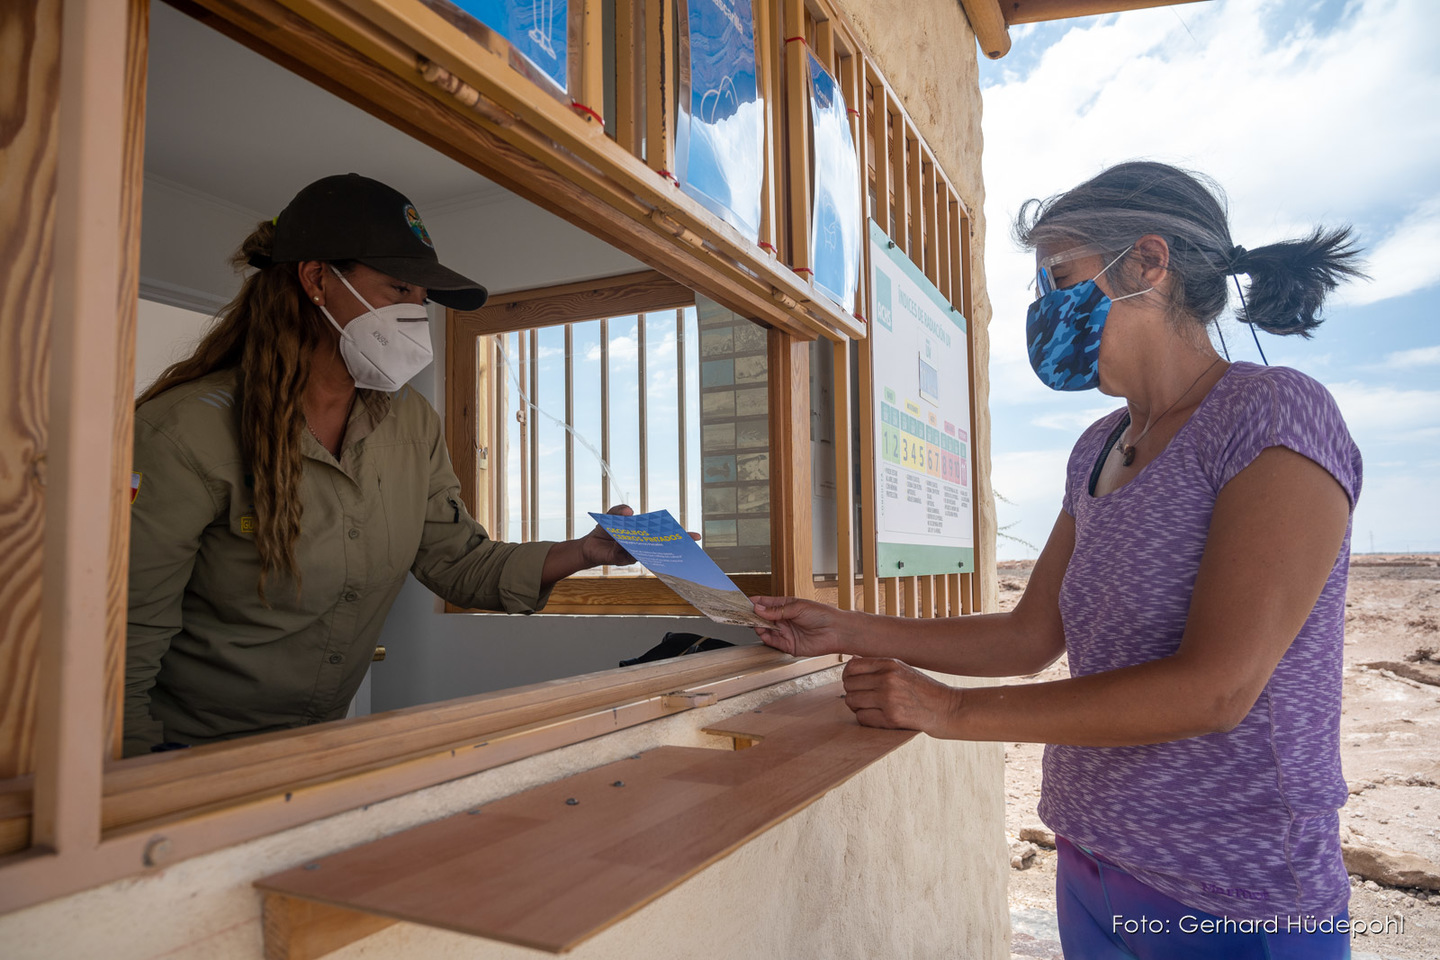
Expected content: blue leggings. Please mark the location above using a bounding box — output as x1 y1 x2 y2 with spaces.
1055 836 1351 959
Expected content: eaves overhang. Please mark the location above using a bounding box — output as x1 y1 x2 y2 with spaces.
960 0 1212 59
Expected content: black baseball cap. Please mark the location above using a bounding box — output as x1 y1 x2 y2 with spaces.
257 173 488 310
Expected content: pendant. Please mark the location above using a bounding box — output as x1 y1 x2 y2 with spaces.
1120 444 1136 467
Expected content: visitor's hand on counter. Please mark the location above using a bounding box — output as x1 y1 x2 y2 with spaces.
840 657 961 736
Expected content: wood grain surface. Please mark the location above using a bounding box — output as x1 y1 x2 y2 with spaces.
0 0 61 784
257 682 915 954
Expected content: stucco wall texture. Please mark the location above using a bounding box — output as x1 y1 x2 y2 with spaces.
0 670 1009 960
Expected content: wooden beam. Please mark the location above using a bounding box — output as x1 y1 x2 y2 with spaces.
263 894 396 960
832 340 854 611
643 0 675 179
769 328 813 598
1004 0 1210 26
0 0 62 782
783 0 811 279
33 0 133 856
578 0 605 124
612 0 641 154
958 0 1012 59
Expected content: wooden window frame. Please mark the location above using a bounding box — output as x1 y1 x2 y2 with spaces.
0 0 994 916
445 270 783 615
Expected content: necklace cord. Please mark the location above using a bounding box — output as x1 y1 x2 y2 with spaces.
1117 356 1223 466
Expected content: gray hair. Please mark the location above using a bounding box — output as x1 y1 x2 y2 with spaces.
1013 161 1365 337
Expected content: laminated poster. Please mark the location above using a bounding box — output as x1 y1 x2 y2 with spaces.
676 0 764 241
588 510 767 627
868 218 974 577
438 0 569 92
808 52 861 310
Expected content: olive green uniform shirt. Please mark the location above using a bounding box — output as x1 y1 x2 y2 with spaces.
124 369 553 757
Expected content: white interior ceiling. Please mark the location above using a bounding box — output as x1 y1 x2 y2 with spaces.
141 2 643 307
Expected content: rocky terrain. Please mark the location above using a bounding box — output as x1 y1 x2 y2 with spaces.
999 555 1440 960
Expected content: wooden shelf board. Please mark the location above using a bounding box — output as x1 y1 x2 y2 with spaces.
256 682 914 955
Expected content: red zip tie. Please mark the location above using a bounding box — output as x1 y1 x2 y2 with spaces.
784 35 807 45
757 240 776 254
657 169 679 184
854 311 867 323
792 266 814 276
570 101 604 125
846 107 861 117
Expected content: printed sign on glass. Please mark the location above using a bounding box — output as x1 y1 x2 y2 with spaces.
676 0 764 241
808 53 860 310
435 0 570 92
868 219 973 577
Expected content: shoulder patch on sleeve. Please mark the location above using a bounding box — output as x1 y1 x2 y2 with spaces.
130 472 142 504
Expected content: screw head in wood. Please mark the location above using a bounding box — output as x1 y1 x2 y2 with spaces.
565 798 579 806
143 836 172 867
612 781 625 787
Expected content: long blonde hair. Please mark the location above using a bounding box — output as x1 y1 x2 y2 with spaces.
138 220 356 600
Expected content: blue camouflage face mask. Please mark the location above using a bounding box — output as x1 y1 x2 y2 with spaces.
1025 248 1150 392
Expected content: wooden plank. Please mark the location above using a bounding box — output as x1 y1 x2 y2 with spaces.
936 179 952 304
676 309 688 529
888 96 906 250
256 684 916 955
0 0 62 782
612 0 640 154
922 151 938 283
33 0 132 855
935 572 949 618
901 576 918 621
832 340 853 611
867 68 888 240
783 0 810 279
264 894 396 960
856 334 879 614
444 314 478 528
918 575 934 619
452 271 692 335
643 0 674 178
565 323 575 540
882 577 898 617
1004 0 1207 26
578 0 605 124
637 314 648 513
768 329 813 598
753 0 780 258
105 0 148 763
906 134 923 269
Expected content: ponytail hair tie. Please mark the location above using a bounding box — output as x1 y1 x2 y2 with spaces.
1225 244 1249 276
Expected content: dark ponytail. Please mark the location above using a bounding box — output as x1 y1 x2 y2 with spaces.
1015 161 1368 337
1230 227 1366 338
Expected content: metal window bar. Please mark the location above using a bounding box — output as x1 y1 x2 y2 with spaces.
638 313 649 514
676 308 688 530
565 322 576 541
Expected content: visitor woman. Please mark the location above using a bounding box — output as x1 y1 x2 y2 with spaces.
753 161 1365 958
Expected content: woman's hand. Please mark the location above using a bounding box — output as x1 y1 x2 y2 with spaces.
749 596 853 657
842 657 962 735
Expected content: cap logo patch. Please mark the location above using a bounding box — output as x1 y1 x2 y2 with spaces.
404 204 434 248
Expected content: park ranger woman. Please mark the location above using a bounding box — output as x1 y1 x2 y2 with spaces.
125 174 632 756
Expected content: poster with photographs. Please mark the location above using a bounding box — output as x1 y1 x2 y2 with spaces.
431 0 570 92
807 52 861 309
868 218 974 577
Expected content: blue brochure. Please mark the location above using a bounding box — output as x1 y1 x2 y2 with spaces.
587 510 766 627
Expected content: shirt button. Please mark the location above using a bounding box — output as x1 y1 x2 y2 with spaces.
348 529 360 539
328 653 344 664
342 590 359 602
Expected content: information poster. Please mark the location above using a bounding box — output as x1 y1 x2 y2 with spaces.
808 53 861 309
589 510 767 627
676 0 764 241
435 0 570 92
868 219 974 576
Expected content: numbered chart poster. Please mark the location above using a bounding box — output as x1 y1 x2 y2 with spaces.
868 218 974 577
676 0 764 241
808 52 861 310
430 0 570 92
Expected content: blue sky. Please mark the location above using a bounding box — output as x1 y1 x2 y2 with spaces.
977 0 1440 558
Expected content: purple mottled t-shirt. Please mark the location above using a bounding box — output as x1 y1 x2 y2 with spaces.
1039 362 1363 922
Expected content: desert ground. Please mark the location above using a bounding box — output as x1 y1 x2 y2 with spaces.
998 555 1440 960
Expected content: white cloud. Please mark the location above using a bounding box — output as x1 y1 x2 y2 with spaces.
1325 379 1440 443
1379 344 1440 369
1344 197 1440 306
1032 403 1121 432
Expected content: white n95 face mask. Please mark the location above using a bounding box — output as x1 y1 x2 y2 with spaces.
318 266 432 391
